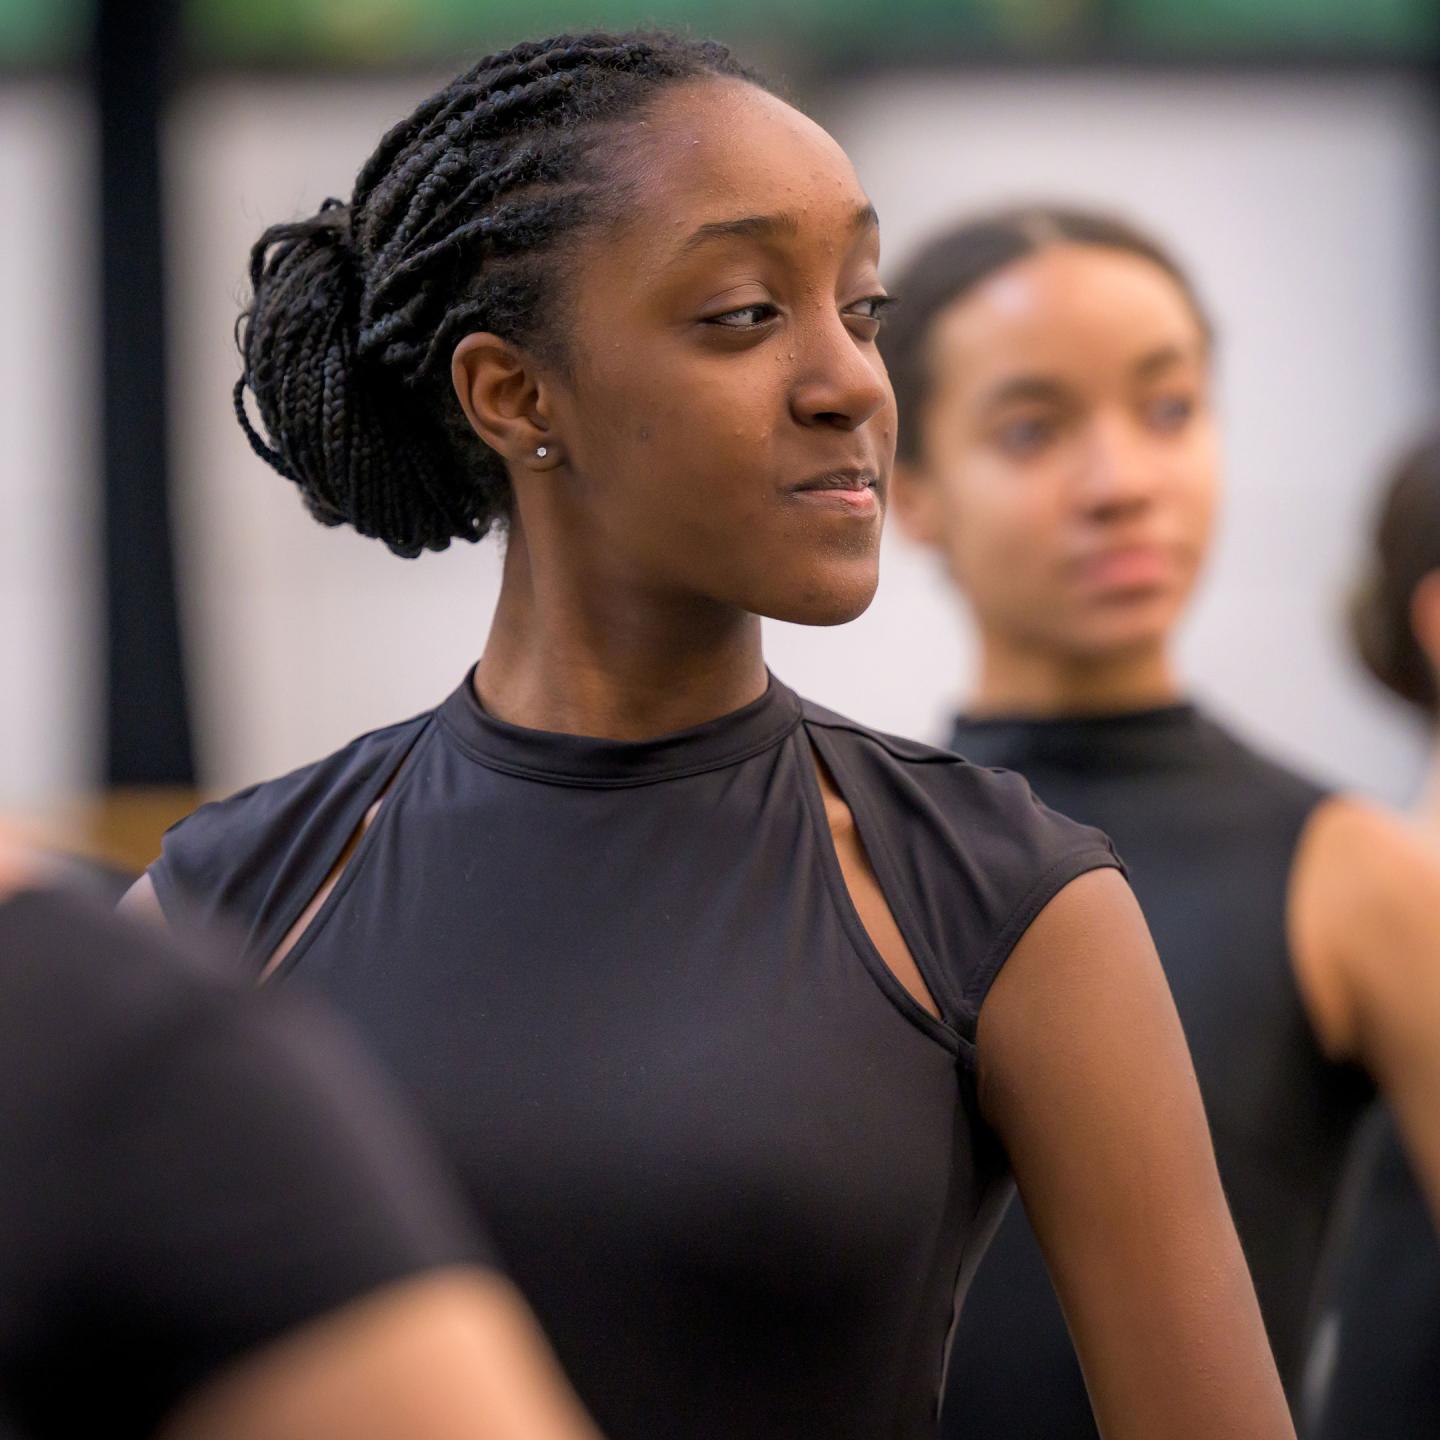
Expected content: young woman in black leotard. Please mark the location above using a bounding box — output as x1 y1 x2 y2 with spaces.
127 39 1291 1439
881 206 1440 1437
1307 436 1440 1439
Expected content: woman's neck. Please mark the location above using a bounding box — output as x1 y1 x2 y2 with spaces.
969 633 1182 719
474 525 768 740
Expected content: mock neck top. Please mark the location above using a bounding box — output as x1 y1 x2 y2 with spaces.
436 672 804 787
150 671 1121 1440
942 701 1373 1439
951 703 1204 774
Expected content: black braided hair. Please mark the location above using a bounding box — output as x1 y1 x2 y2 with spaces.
880 205 1212 465
235 32 760 557
1351 433 1440 716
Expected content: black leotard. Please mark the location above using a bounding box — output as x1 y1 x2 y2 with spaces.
940 704 1374 1438
149 670 1121 1440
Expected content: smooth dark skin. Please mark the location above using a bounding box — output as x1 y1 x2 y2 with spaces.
892 244 1440 1232
129 80 1293 1437
458 84 895 739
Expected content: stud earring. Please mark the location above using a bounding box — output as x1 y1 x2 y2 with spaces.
535 446 548 459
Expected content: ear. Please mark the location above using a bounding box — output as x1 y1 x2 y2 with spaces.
451 333 564 472
889 459 945 547
1410 570 1440 677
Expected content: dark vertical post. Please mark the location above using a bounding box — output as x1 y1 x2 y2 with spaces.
94 0 195 784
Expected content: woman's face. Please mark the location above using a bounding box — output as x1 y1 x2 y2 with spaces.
527 79 896 627
896 244 1218 662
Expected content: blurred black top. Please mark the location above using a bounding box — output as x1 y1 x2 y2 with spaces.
0 887 483 1440
1308 1107 1440 1437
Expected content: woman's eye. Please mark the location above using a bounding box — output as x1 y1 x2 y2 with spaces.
995 415 1057 458
1145 394 1196 433
706 303 779 330
843 294 896 338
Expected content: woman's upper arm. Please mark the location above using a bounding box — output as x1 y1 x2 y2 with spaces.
976 866 1293 1440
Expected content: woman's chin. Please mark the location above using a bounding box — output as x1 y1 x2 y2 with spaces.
1066 614 1177 663
758 570 880 628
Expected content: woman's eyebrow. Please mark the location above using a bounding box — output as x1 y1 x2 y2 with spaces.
1132 344 1198 380
980 375 1069 411
677 203 878 256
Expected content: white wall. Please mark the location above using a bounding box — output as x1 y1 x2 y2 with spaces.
168 72 1438 799
768 70 1438 800
0 84 96 808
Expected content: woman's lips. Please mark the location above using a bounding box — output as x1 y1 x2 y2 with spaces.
791 485 878 515
787 469 881 516
1072 546 1174 592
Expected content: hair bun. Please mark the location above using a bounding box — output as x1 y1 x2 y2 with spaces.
234 198 485 556
232 32 759 555
1349 435 1440 716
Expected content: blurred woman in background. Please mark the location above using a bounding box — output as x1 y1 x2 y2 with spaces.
126 33 1293 1440
1305 435 1440 1439
882 207 1440 1438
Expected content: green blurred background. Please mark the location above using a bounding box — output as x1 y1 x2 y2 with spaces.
4 0 1437 68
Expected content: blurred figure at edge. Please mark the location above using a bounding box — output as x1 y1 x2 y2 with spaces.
0 827 602 1440
1305 435 1440 1439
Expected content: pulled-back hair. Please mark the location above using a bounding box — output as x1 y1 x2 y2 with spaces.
880 205 1212 464
234 32 758 557
1351 433 1440 717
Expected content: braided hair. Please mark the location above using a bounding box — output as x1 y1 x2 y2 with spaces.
235 32 759 557
880 205 1212 466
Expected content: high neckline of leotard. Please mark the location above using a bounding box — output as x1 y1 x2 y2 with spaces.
950 702 1207 775
437 666 805 788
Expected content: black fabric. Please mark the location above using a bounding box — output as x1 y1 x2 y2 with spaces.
940 704 1374 1439
1309 1109 1440 1439
150 669 1122 1440
0 887 482 1440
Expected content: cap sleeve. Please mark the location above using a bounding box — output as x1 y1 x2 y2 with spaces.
803 706 1125 1063
148 715 429 967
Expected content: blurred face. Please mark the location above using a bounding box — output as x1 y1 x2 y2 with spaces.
897 244 1218 661
535 79 896 626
